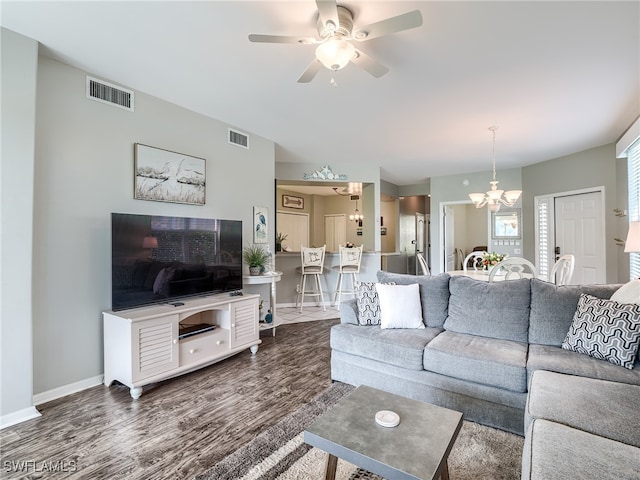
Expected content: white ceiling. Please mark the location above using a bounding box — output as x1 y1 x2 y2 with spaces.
2 1 639 186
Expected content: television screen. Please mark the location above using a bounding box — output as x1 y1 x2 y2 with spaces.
111 213 242 311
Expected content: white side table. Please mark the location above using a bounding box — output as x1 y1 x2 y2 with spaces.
243 271 283 336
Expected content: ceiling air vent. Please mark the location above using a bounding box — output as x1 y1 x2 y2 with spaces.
86 76 134 111
228 128 249 149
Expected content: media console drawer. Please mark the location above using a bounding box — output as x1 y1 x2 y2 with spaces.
179 328 228 365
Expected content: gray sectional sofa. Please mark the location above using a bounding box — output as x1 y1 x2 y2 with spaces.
330 271 640 479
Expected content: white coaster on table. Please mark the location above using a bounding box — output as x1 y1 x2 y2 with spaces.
375 410 400 428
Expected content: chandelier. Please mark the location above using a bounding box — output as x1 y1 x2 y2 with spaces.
350 198 364 222
468 126 522 213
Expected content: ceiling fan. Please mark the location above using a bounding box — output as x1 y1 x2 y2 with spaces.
248 0 423 83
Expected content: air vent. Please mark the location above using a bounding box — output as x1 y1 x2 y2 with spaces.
228 128 249 149
86 76 134 111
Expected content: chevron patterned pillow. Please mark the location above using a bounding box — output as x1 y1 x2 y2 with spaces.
355 282 394 326
562 293 640 369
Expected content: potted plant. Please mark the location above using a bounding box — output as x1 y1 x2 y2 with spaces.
243 244 270 275
276 232 288 252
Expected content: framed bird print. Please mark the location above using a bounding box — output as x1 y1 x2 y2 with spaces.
253 206 268 244
134 143 205 205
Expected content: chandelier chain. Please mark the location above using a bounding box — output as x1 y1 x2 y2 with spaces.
490 126 498 182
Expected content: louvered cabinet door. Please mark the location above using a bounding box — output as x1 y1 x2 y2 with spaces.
131 316 179 382
229 299 259 349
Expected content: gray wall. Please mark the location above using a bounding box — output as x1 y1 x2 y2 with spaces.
1 29 38 420
29 56 274 396
522 144 622 283
430 167 522 273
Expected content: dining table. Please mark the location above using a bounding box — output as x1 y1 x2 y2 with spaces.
448 269 541 281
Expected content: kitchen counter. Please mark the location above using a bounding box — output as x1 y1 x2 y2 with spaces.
274 251 380 307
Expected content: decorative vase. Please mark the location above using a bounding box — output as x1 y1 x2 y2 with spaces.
249 266 261 276
276 243 282 252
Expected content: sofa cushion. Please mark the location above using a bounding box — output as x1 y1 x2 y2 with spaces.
423 331 528 392
561 293 640 369
525 370 640 448
522 419 640 480
330 323 442 371
377 283 424 329
528 279 621 346
377 271 450 328
527 344 640 386
444 276 531 342
339 298 359 325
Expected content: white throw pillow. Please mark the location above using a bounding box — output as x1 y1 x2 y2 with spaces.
610 279 640 305
376 283 425 329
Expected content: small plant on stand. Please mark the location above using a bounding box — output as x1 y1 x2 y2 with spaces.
276 232 288 252
243 244 270 276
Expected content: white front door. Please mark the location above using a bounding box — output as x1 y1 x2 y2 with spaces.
554 191 605 284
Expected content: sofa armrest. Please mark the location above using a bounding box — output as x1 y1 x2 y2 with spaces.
339 298 359 324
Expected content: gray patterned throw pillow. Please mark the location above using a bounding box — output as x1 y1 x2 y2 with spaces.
562 293 640 369
355 282 394 326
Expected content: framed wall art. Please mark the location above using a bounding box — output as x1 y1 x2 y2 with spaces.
282 194 304 209
253 206 268 244
134 143 205 205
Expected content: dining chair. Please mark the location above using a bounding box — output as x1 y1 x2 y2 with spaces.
295 245 326 312
417 253 430 276
463 251 485 272
332 244 364 306
489 257 538 282
549 254 575 286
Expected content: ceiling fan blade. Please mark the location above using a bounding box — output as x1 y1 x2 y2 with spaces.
351 49 389 78
353 10 423 41
297 60 323 83
316 0 339 30
248 34 318 45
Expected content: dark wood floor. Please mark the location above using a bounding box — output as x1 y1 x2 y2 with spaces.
0 319 339 480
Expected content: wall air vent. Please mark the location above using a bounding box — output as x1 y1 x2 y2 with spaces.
86 76 134 111
228 128 249 149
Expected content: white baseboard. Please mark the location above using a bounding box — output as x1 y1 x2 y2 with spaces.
0 406 41 430
32 374 104 406
276 302 331 308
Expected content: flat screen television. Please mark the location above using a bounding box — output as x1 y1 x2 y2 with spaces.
111 213 242 311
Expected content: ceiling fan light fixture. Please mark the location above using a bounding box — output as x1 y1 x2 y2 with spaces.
315 36 355 70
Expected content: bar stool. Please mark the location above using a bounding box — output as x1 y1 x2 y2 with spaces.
332 244 363 307
295 245 326 312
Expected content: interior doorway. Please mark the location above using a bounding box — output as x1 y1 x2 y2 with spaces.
440 201 489 272
398 196 430 275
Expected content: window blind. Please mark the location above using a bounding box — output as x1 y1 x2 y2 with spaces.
535 197 550 279
628 138 640 279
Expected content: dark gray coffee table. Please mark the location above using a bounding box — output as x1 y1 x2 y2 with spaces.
304 385 463 480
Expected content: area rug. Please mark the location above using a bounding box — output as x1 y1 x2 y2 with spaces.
195 382 524 480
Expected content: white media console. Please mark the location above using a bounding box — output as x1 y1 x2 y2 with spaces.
103 293 260 399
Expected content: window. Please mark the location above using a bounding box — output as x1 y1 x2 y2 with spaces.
628 138 640 279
